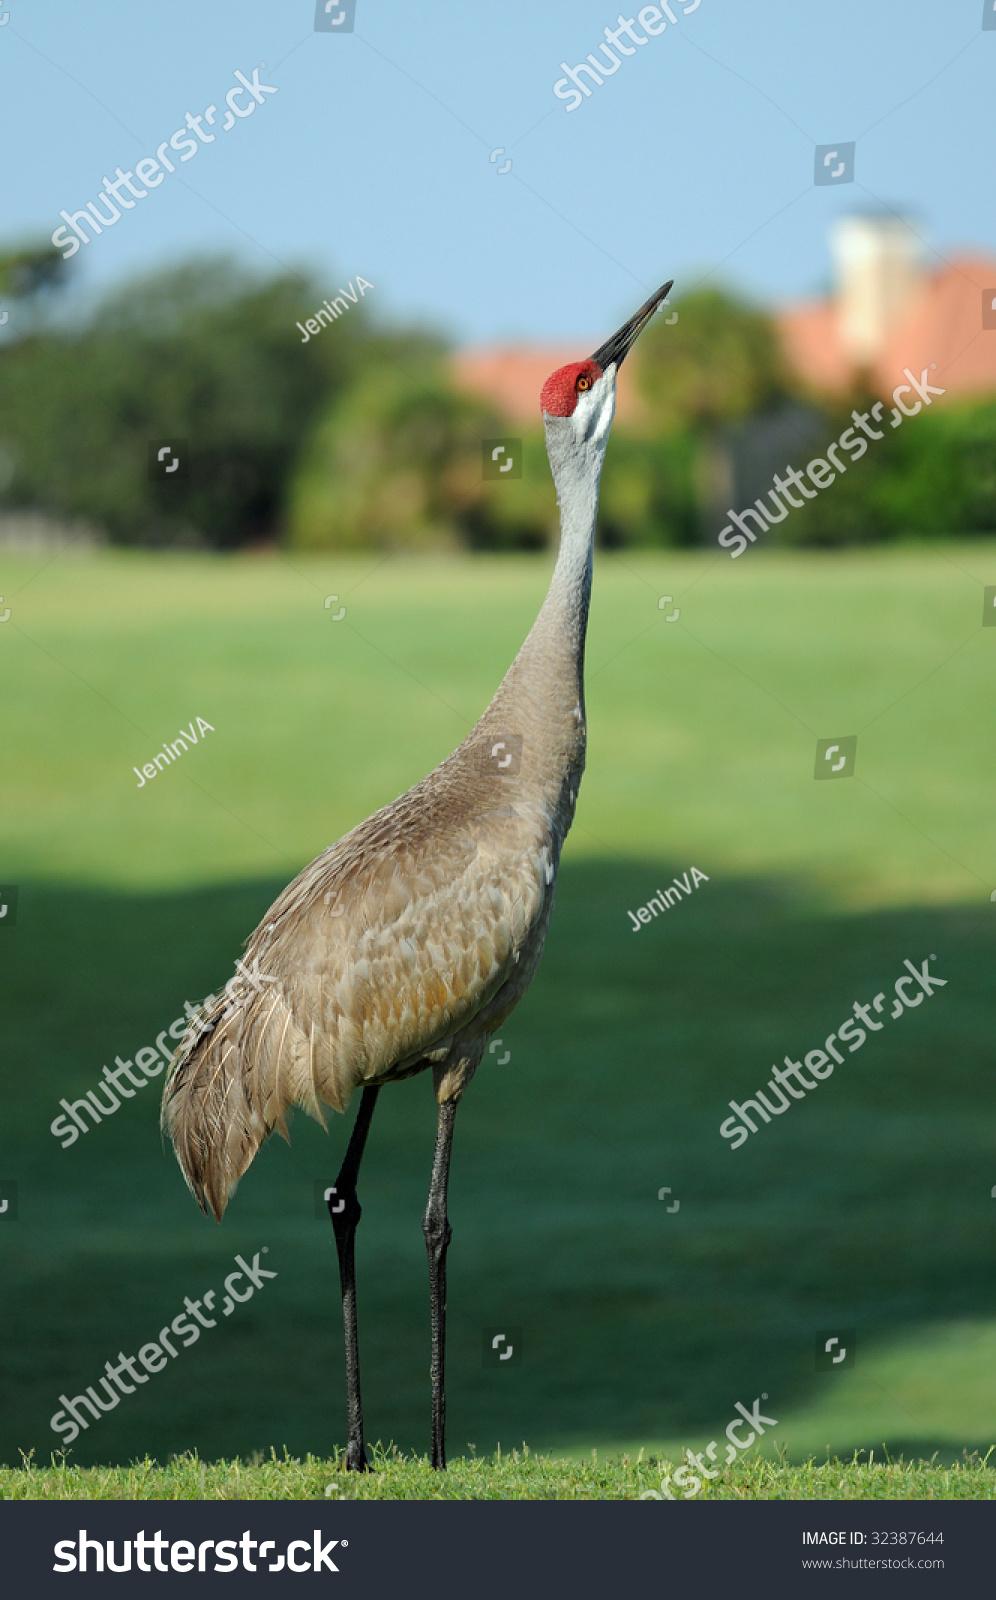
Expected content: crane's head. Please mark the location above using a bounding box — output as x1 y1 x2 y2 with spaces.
540 278 674 468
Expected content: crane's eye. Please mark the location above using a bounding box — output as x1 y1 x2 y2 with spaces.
576 374 591 392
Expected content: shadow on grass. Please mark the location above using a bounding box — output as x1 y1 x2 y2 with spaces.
0 859 993 1466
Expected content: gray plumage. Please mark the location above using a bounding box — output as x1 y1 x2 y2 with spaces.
160 278 673 1468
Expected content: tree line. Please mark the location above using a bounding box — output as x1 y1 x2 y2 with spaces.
1 246 993 550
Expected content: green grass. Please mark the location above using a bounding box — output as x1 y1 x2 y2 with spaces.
1 543 995 1497
2 1447 993 1500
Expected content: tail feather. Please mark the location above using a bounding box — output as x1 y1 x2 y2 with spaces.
161 980 340 1221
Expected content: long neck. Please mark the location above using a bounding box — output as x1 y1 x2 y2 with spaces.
513 409 608 705
533 417 600 691
471 412 608 831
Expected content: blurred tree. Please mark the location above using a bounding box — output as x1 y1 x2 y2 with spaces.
624 285 799 546
0 242 70 301
633 286 795 433
288 350 553 551
0 256 362 547
767 394 996 547
3 252 992 554
598 432 699 547
878 400 996 538
472 428 557 552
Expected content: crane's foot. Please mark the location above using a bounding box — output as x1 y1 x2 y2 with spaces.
344 1441 369 1473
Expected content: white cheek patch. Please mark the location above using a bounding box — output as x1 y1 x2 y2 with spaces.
574 375 616 446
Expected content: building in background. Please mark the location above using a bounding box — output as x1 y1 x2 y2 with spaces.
452 215 996 419
779 210 996 402
451 214 996 544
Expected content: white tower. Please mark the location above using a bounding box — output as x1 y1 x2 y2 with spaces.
831 212 926 367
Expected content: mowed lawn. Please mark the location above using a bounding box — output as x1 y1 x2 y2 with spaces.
1 544 995 1481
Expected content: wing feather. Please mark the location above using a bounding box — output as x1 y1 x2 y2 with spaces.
162 778 556 1219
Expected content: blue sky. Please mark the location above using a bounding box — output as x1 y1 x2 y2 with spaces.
1 0 994 344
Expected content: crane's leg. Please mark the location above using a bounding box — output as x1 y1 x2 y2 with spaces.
328 1084 380 1472
423 1098 457 1470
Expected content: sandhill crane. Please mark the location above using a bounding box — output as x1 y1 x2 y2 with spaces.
162 277 674 1471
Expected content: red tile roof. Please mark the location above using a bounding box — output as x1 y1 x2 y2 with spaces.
450 344 647 425
778 254 996 402
877 255 996 399
450 256 996 424
777 299 854 396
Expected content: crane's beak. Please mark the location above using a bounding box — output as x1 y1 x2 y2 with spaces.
590 278 674 372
